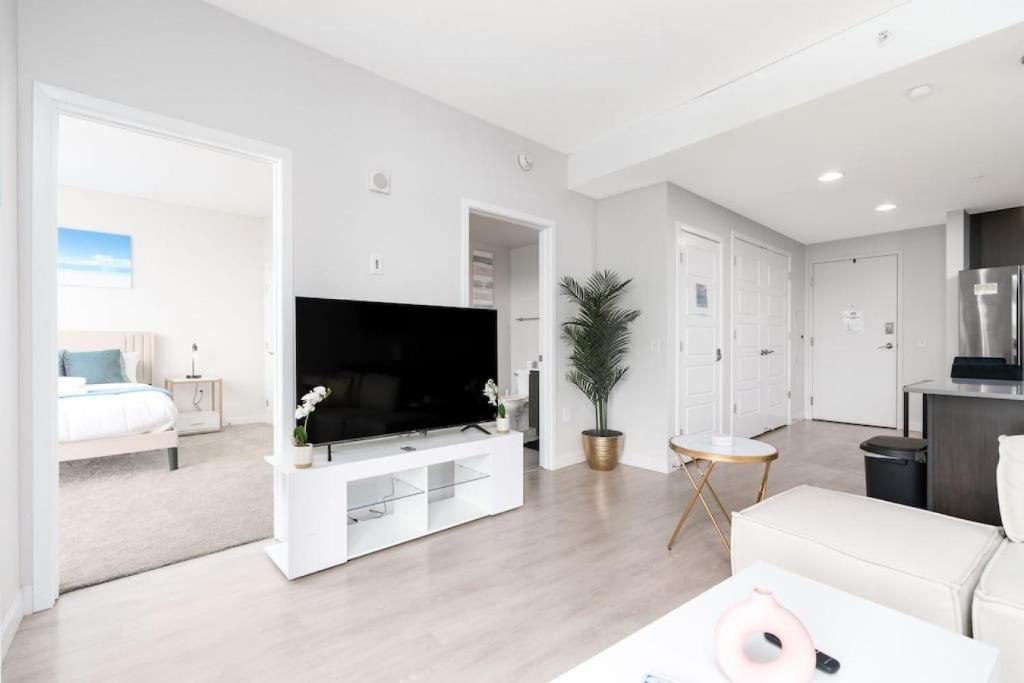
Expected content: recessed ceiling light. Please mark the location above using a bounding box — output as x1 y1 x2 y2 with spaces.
818 171 844 183
876 203 898 212
907 84 933 100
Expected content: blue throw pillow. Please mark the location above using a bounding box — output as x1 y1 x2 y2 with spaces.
63 349 128 385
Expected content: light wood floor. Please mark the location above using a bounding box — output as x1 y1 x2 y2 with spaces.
3 420 887 682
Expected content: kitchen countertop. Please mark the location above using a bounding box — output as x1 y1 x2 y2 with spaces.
903 378 1024 400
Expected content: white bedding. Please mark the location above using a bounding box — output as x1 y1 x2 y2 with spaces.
58 383 178 443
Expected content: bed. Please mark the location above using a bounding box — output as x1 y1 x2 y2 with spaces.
58 331 180 470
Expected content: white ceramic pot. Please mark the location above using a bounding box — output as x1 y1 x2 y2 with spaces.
496 416 510 434
293 444 313 469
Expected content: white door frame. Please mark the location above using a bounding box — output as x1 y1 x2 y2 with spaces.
806 250 904 428
459 198 557 470
728 232 792 436
673 223 725 461
28 83 294 611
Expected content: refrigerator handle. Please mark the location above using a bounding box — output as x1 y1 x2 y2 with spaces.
1016 269 1022 366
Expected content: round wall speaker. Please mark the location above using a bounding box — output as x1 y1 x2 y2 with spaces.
369 170 391 194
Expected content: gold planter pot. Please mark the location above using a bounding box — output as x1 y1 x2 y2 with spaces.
581 430 624 471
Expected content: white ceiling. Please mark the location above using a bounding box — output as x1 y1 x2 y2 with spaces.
470 213 540 250
202 0 905 153
59 116 273 218
660 22 1024 243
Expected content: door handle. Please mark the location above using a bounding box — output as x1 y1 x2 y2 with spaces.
715 348 722 362
878 342 894 350
765 349 774 355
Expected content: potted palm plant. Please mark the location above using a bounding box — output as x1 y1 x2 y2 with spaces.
560 270 640 470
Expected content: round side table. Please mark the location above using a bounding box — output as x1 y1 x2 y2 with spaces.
667 434 778 553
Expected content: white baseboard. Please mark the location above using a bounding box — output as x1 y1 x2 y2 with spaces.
550 449 585 470
619 456 671 474
1 587 25 661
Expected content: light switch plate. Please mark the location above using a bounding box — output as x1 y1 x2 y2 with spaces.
370 254 383 275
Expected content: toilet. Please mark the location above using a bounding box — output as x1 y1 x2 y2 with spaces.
502 369 532 432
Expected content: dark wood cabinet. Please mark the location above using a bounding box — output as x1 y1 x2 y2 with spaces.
927 394 1023 526
969 207 1024 269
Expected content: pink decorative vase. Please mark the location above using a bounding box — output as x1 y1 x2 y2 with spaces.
714 587 816 683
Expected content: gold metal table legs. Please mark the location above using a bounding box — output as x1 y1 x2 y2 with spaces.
666 458 774 553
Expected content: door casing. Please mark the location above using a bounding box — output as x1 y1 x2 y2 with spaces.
673 224 725 467
806 250 904 429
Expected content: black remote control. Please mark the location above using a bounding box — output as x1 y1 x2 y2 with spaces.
764 632 840 674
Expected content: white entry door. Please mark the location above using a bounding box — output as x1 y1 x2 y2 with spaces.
811 255 898 427
678 231 722 436
732 238 790 437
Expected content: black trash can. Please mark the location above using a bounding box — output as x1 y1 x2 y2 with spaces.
859 436 928 508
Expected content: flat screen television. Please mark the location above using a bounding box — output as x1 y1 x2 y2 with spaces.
295 297 498 444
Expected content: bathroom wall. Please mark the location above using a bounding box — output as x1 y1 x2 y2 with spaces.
509 243 540 389
467 237 511 392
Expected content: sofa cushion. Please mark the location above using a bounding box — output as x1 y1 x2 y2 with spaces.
997 435 1024 542
732 485 1003 635
973 540 1024 683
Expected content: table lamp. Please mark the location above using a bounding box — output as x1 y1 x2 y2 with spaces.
186 342 202 379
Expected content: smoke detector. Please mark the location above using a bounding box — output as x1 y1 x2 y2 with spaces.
907 84 933 100
876 30 891 47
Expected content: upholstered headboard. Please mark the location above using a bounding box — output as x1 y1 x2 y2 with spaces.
58 330 156 385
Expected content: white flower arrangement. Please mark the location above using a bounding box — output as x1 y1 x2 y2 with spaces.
293 385 332 446
483 379 506 418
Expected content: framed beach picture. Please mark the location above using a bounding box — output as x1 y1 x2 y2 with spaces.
57 227 133 289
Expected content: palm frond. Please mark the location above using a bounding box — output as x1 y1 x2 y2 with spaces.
560 270 640 432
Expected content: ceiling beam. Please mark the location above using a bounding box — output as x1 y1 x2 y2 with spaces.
568 0 1024 198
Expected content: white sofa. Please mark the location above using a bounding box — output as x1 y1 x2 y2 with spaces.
973 541 1024 683
970 434 1024 683
732 478 1024 682
731 485 1003 635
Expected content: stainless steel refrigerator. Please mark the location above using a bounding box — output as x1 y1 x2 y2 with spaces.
957 266 1022 380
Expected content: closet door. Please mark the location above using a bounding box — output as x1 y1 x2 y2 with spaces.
732 238 790 437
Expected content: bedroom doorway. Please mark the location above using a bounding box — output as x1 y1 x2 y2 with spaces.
30 86 294 609
54 115 279 592
459 199 557 471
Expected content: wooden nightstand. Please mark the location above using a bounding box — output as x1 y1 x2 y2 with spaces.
164 377 223 434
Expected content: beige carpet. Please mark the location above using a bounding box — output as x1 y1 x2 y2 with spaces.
59 423 273 593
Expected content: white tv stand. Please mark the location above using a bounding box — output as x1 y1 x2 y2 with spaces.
265 427 524 579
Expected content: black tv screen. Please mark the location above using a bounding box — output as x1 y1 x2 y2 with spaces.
295 297 498 444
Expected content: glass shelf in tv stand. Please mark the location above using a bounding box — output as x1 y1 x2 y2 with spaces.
346 463 489 524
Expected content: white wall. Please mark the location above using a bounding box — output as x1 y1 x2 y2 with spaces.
0 0 22 658
945 210 968 367
595 184 672 473
509 243 540 381
57 187 270 423
596 183 807 473
467 236 511 392
16 0 597 607
806 224 946 432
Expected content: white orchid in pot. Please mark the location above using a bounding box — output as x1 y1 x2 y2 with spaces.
292 385 332 468
483 379 509 433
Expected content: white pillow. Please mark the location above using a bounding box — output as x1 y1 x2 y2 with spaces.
58 376 87 396
121 351 141 383
997 435 1024 542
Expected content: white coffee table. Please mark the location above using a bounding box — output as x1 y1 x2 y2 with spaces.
553 562 998 683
